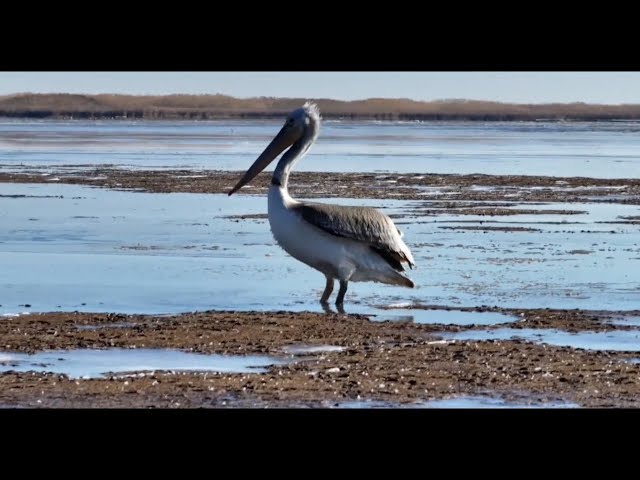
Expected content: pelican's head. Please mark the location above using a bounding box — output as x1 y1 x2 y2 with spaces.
285 102 320 135
228 102 320 195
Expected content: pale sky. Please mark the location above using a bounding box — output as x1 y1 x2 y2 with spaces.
1 72 639 104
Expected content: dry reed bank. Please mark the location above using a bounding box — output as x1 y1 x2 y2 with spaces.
1 93 639 121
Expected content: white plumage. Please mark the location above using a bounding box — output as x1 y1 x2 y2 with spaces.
229 102 416 309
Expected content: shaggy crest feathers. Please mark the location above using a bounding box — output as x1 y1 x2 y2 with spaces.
303 101 321 122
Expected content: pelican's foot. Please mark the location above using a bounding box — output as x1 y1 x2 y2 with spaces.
320 301 335 314
320 300 346 315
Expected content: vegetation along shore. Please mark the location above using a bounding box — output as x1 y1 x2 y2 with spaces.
1 93 640 121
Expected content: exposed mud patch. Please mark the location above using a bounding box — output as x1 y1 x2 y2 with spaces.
2 169 640 204
1 308 640 408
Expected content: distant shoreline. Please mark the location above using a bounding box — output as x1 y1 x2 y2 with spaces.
2 113 639 122
2 93 640 121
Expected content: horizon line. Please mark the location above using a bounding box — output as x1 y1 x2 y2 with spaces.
0 92 637 107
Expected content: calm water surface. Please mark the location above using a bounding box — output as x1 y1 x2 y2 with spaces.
1 183 638 315
1 119 638 316
1 118 640 178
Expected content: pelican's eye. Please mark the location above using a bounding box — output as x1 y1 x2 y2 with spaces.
286 118 294 126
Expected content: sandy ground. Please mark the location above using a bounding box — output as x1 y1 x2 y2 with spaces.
1 167 640 408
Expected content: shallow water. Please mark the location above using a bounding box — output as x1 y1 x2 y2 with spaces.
423 396 579 409
335 396 579 408
372 309 518 326
2 119 640 178
606 316 640 327
0 348 281 379
1 183 639 315
443 328 640 352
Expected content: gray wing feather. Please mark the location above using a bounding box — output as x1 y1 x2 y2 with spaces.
295 202 415 269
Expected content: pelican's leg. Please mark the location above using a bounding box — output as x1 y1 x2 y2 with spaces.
320 276 334 304
336 280 348 306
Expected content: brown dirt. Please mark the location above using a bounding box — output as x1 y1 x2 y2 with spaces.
1 308 640 408
1 168 640 204
2 168 639 408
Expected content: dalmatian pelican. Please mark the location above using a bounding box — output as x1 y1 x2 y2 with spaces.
229 102 415 309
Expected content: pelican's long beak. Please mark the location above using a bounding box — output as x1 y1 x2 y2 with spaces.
228 125 299 196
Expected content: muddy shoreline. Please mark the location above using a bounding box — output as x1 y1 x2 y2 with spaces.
2 168 639 408
1 308 640 408
2 168 640 205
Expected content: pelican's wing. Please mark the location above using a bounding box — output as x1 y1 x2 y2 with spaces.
295 202 415 271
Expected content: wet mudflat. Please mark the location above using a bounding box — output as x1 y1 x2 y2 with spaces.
2 168 640 204
1 177 639 407
1 308 640 408
2 182 638 313
1 119 639 408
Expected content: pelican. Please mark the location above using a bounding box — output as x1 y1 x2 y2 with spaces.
228 102 415 309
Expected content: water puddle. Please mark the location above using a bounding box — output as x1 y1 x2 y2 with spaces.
423 396 579 409
334 395 579 408
282 345 346 355
606 316 640 327
373 309 518 326
0 348 282 379
332 400 397 408
442 328 640 351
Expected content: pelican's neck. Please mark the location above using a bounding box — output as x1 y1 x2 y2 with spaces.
272 119 319 192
